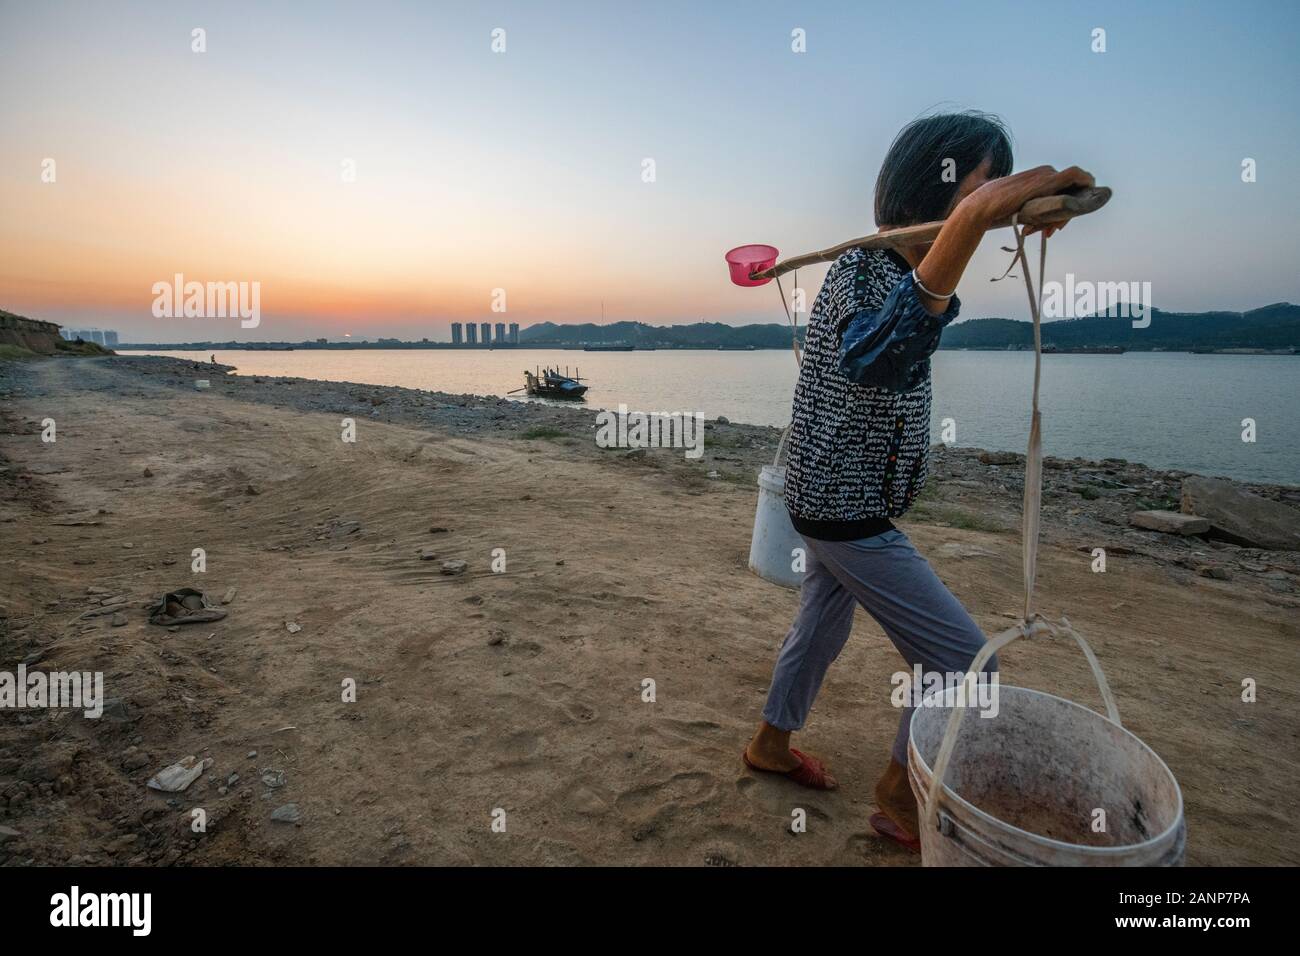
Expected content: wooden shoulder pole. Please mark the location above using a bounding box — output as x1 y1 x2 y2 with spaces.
751 186 1111 281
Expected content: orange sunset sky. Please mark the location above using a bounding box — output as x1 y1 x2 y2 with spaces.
2 1 1297 342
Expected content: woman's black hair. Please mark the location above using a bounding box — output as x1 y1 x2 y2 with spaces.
874 111 1013 227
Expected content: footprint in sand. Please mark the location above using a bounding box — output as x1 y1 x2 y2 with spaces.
613 770 716 816
650 716 724 745
491 730 542 764
563 701 597 722
735 775 835 822
563 783 611 816
703 846 742 867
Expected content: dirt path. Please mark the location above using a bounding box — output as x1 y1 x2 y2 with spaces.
1 357 1297 865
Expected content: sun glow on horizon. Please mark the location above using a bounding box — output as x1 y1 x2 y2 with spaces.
2 1 1298 341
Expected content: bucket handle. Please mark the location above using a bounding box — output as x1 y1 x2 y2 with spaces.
768 270 803 470
921 615 1122 835
772 423 792 467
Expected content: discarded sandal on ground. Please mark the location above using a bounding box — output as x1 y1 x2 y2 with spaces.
148 587 227 626
742 748 837 790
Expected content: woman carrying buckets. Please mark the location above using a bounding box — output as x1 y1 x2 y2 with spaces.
742 112 1095 852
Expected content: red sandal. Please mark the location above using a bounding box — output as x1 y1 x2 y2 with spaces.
742 748 838 790
869 811 921 853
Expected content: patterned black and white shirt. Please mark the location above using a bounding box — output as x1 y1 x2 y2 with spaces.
784 246 960 541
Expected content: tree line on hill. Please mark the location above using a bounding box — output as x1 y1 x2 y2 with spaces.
520 303 1299 351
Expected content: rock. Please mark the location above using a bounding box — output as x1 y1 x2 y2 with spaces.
111 612 127 627
706 470 720 479
0 824 19 843
105 834 138 854
270 803 301 824
429 527 450 534
261 769 286 789
221 587 238 605
487 634 505 646
1198 565 1232 580
1181 477 1300 550
285 621 302 634
121 747 150 771
247 751 258 759
937 543 998 559
146 756 213 793
716 416 729 425
440 560 468 576
142 467 153 478
624 448 648 460
979 451 1020 465
100 698 131 722
245 484 260 496
1129 510 1210 536
79 605 123 619
121 542 133 549
417 548 439 561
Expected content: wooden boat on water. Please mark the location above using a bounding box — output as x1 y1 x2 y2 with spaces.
523 366 588 400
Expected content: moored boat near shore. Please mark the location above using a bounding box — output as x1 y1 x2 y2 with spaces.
523 366 588 399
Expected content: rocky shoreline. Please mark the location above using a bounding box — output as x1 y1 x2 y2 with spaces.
6 354 1300 602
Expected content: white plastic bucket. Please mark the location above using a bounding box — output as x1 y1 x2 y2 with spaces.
747 465 806 590
908 683 1186 866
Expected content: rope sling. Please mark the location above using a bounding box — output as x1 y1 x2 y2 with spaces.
922 222 1121 835
770 271 802 467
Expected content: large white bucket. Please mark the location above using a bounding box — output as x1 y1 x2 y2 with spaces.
747 465 806 590
908 683 1186 866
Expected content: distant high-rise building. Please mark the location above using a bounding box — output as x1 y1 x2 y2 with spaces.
451 322 463 345
480 322 492 345
466 323 478 345
494 322 506 345
509 322 519 345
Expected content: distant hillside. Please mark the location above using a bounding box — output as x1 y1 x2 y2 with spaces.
518 304 1300 351
520 320 803 349
940 302 1300 351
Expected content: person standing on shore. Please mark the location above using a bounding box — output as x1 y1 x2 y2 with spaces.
743 111 1094 851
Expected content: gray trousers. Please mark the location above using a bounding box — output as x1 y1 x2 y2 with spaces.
762 529 998 764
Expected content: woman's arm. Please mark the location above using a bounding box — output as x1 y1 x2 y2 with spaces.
913 165 1096 314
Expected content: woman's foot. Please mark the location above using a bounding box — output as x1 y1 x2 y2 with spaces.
871 757 920 851
743 721 838 789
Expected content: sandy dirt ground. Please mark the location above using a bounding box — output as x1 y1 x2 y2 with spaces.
1 357 1297 866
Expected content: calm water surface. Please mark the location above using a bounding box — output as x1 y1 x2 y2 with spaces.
136 349 1299 485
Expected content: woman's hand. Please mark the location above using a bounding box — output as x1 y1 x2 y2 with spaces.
959 165 1095 237
913 164 1095 314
